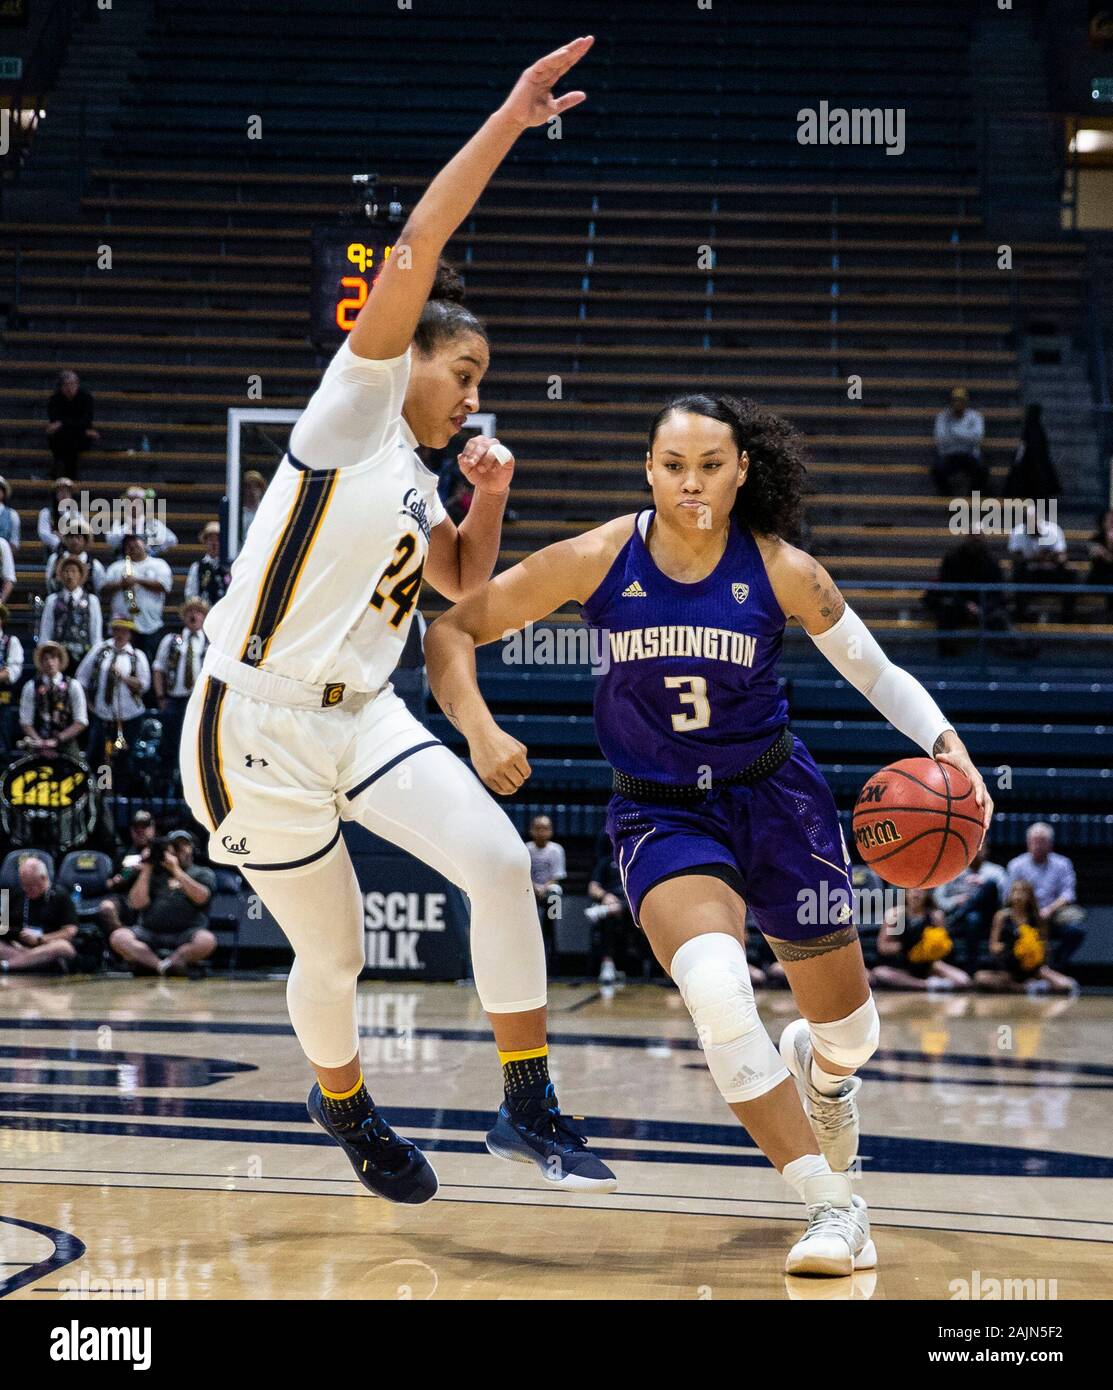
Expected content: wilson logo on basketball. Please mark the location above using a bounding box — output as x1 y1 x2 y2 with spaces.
854 819 903 851
858 783 886 804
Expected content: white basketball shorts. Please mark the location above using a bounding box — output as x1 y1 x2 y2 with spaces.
180 651 443 871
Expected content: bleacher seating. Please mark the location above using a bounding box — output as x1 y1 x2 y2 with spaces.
1 0 1110 933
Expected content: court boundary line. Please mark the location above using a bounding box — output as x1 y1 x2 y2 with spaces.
3 1178 1111 1249
2 1163 1112 1229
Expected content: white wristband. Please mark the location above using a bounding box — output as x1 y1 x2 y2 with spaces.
808 604 954 755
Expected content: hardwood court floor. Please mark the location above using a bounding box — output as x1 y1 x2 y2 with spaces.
1 977 1110 1300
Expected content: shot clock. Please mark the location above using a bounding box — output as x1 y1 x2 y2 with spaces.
310 224 398 344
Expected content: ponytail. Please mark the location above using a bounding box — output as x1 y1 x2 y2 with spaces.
414 257 488 355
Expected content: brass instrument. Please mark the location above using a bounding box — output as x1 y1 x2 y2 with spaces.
123 554 140 616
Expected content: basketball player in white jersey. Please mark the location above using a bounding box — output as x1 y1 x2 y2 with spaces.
181 36 616 1202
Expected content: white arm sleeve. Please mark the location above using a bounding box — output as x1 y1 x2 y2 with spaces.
288 337 412 470
808 604 954 755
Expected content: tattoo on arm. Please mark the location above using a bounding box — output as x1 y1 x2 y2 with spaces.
808 559 844 623
932 732 948 757
444 702 462 731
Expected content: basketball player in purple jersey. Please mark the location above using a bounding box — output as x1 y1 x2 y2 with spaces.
425 393 992 1275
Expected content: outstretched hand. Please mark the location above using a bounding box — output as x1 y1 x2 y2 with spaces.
501 35 593 131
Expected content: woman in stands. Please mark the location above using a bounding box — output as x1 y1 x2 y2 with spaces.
181 37 617 1204
424 392 993 1275
871 887 971 991
975 879 1076 995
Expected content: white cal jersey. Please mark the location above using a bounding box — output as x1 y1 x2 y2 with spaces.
204 339 446 693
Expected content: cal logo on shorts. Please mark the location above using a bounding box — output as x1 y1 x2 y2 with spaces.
322 682 345 707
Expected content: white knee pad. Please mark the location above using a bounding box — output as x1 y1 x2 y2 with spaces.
671 933 789 1104
807 995 880 1070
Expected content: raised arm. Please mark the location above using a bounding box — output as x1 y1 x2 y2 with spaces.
761 537 994 839
348 37 592 362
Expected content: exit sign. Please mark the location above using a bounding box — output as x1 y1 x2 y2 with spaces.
0 55 21 79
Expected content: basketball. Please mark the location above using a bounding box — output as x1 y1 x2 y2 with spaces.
852 758 982 889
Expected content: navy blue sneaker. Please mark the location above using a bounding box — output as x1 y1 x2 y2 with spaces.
308 1083 438 1205
486 1088 617 1191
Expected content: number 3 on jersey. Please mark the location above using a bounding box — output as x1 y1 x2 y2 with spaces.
370 532 425 628
664 675 711 730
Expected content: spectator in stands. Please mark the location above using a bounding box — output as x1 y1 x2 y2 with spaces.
0 604 24 757
18 641 88 757
241 471 267 535
40 556 103 670
45 371 99 480
38 477 77 554
923 528 1009 654
153 597 209 772
871 888 972 991
0 534 13 606
933 842 1007 971
45 517 107 595
185 522 231 607
98 808 158 946
974 878 1077 995
1004 404 1060 501
1086 508 1113 618
526 814 565 965
585 837 656 984
106 487 178 558
933 387 986 495
107 829 216 977
100 534 171 662
76 617 151 779
585 850 629 985
0 476 21 552
0 857 78 975
1008 503 1074 622
1005 822 1086 970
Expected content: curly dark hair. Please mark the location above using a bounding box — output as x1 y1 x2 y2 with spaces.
646 393 808 541
413 257 488 355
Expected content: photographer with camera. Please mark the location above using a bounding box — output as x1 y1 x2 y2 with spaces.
107 829 217 977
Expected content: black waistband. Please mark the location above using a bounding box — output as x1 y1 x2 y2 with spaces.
612 727 794 805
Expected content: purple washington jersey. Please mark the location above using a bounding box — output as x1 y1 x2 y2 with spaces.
580 509 790 783
584 510 854 942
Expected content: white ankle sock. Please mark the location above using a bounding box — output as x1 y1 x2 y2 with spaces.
782 1152 832 1202
810 1058 850 1095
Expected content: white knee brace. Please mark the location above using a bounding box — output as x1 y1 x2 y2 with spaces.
671 933 789 1104
807 995 880 1070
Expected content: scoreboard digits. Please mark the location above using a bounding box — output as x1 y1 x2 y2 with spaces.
310 226 396 343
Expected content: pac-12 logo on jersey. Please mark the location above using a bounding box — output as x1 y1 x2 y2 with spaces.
399 488 431 541
732 583 750 604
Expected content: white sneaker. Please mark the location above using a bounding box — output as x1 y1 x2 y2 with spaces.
779 1018 861 1173
598 958 617 984
785 1174 877 1277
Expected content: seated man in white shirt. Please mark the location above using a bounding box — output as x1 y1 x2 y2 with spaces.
106 486 178 558
75 616 151 790
100 533 172 662
1007 504 1074 622
40 555 104 670
18 640 88 758
153 597 209 780
0 600 23 755
933 387 987 495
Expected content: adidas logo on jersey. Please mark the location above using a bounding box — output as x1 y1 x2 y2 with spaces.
622 580 648 598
